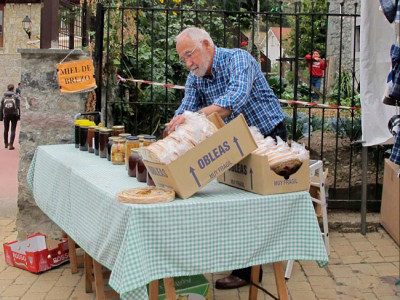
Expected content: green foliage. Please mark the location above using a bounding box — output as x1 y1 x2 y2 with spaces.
285 111 319 140
100 0 249 133
328 116 362 141
285 0 328 57
328 70 361 119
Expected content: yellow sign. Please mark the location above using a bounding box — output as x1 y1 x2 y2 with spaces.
57 59 97 93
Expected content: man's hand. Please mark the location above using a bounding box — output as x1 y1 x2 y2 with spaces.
167 115 186 134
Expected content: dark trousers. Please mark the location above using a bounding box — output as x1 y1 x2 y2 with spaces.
232 121 287 282
4 117 18 146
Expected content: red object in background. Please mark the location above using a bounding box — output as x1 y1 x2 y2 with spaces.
241 41 248 47
3 233 69 273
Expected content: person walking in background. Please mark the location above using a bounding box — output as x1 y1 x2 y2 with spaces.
16 83 22 96
305 50 327 100
0 84 21 150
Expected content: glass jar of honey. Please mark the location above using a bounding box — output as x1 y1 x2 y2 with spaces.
111 138 126 165
99 128 112 158
128 148 140 177
74 120 84 148
136 155 147 182
94 127 101 156
125 136 140 169
87 125 98 153
79 125 89 151
143 135 156 146
107 136 120 161
112 125 125 136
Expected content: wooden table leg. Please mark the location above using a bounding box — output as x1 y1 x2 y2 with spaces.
273 262 289 300
84 252 93 293
93 259 106 300
163 277 176 300
67 235 79 274
149 280 159 300
249 265 261 300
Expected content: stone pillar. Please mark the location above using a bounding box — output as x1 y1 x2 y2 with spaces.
16 49 89 240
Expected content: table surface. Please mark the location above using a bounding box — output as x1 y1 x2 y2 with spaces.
28 144 328 299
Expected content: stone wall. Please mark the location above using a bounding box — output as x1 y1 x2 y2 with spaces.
0 3 41 93
16 49 89 240
326 0 361 88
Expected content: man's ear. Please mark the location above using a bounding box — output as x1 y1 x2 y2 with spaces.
202 39 210 50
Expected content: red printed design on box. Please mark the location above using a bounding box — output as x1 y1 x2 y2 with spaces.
3 233 69 273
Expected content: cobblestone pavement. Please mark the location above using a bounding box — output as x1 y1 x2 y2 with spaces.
1 217 399 300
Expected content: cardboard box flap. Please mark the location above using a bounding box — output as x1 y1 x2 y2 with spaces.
206 112 225 129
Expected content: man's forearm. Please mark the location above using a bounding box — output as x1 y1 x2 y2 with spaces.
199 105 232 118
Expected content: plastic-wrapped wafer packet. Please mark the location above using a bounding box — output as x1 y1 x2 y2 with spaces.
138 111 218 164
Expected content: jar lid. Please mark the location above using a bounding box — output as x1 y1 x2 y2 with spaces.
118 133 131 138
100 128 112 132
114 138 126 143
126 136 139 141
89 125 99 129
112 125 125 129
108 136 120 141
144 135 156 140
131 148 139 153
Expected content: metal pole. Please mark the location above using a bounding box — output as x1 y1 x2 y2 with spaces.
361 144 368 234
94 3 104 117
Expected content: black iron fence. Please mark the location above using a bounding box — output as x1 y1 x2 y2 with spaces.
58 0 89 49
89 1 387 208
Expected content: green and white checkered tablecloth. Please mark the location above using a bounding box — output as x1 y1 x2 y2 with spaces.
27 144 328 299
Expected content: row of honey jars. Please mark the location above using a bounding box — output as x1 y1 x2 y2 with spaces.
75 119 96 150
127 136 156 186
128 148 155 186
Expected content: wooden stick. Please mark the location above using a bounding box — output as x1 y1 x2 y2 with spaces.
249 265 261 300
273 262 289 300
149 280 159 300
163 278 177 300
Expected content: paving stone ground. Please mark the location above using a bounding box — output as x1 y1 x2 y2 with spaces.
1 217 399 300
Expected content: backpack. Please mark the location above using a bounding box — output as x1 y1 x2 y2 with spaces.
3 95 18 118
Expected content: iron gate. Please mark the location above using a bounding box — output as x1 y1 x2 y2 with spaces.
92 0 387 208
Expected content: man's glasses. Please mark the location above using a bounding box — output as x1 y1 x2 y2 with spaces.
179 47 197 65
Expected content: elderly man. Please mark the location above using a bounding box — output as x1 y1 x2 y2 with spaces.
167 27 287 289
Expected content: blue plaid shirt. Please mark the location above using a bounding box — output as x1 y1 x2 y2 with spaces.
390 131 400 166
174 46 284 136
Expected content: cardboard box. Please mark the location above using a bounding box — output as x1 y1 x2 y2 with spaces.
144 114 257 199
380 159 400 245
3 233 69 273
157 275 210 300
217 154 310 195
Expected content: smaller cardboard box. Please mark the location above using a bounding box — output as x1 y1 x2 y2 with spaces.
3 233 69 273
218 153 310 195
380 159 400 245
144 113 257 199
157 275 210 300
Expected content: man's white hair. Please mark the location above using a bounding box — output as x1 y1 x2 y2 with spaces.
176 27 214 47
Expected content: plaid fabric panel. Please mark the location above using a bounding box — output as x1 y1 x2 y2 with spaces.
390 44 400 100
29 145 328 300
390 130 400 165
